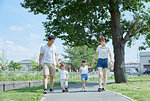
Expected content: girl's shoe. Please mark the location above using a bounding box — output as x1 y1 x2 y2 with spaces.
98 88 102 92
102 88 105 91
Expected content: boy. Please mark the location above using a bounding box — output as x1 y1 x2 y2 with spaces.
78 59 93 92
92 36 113 92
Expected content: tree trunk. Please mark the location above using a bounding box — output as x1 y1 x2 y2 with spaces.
109 4 127 83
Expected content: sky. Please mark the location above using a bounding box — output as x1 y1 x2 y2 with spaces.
0 0 150 63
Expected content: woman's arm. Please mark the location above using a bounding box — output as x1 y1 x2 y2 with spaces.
92 52 98 65
88 65 94 68
109 52 114 70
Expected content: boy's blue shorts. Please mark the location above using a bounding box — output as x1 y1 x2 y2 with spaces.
97 58 108 69
81 74 88 81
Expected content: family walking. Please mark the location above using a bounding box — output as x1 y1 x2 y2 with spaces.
39 35 113 94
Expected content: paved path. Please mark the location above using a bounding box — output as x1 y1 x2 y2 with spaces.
40 82 134 101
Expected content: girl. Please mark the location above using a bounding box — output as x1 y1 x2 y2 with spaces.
78 59 93 92
57 62 69 92
92 36 113 92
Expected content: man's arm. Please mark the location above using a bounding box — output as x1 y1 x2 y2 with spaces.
55 53 60 67
39 53 43 70
66 73 69 81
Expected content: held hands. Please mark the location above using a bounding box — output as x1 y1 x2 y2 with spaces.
92 60 95 65
65 78 68 81
39 63 42 70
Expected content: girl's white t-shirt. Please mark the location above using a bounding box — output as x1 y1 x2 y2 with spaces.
96 45 111 59
80 66 88 74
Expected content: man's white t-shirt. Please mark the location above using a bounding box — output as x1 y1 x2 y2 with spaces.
96 45 111 59
59 69 68 80
80 66 88 74
40 44 56 65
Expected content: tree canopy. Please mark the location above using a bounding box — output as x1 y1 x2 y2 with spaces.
21 0 150 49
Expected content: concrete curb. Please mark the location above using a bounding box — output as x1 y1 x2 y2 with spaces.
107 90 136 101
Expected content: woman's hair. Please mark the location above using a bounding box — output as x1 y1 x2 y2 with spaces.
99 36 105 42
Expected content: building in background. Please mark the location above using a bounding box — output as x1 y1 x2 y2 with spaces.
18 59 32 71
125 62 139 75
139 52 150 73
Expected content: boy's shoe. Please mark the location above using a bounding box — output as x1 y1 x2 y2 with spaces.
98 88 102 92
102 88 105 91
43 89 48 94
65 88 68 92
62 90 65 92
83 88 86 92
82 88 86 92
49 88 54 92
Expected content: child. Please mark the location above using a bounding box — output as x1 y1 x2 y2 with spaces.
92 36 113 92
78 59 93 92
57 62 69 92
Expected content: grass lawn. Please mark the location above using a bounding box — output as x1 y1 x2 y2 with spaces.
0 81 82 101
106 76 150 101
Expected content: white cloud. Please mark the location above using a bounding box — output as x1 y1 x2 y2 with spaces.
5 40 14 44
9 24 32 31
29 33 41 40
10 25 23 31
0 38 39 62
26 24 32 28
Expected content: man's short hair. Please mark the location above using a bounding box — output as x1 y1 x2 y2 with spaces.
48 35 55 40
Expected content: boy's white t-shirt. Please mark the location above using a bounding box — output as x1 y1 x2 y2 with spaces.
96 45 111 59
80 66 88 74
59 69 68 80
40 44 56 65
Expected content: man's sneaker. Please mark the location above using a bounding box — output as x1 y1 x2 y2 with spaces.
65 88 68 92
43 89 48 94
49 88 54 92
62 90 65 92
102 88 105 91
98 88 102 92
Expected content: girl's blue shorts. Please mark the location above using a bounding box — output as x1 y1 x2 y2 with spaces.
81 74 88 81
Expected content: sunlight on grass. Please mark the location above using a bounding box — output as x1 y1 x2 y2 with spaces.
106 76 150 101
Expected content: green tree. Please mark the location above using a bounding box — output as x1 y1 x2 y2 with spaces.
62 45 97 69
9 60 23 71
0 50 8 70
21 0 150 83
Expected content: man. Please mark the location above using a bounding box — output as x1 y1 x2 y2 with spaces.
39 35 60 94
